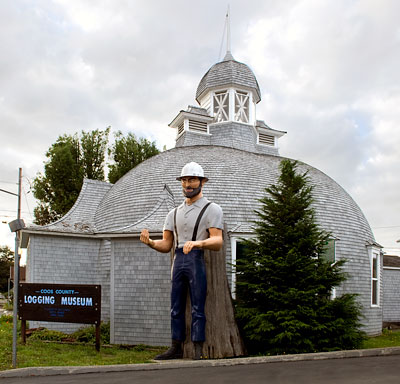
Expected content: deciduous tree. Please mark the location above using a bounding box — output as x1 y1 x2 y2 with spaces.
32 128 110 225
108 131 159 184
0 246 13 293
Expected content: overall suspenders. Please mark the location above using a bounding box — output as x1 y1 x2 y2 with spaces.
173 202 212 247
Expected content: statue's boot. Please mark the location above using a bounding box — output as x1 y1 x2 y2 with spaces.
154 339 183 360
193 341 204 360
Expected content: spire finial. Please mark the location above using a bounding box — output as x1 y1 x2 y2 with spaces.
218 5 235 62
226 5 231 55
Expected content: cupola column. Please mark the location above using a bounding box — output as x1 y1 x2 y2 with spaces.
249 92 256 125
228 88 235 121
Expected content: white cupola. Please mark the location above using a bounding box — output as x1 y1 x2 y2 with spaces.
195 51 261 126
169 14 285 156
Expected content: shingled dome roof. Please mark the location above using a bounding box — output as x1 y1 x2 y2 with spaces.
93 145 374 253
196 52 262 104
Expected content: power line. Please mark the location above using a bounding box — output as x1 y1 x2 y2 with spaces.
1 176 34 186
0 209 33 215
22 185 34 220
0 188 18 196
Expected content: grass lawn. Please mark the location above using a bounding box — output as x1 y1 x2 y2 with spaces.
1 314 400 371
0 315 165 371
361 328 400 349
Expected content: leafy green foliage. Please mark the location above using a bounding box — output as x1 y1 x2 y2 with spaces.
29 323 110 344
29 328 67 342
71 322 110 344
32 128 159 225
0 246 13 293
0 314 13 323
234 159 365 355
32 128 110 225
108 131 159 184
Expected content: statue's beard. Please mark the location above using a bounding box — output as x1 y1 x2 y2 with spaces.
183 186 202 198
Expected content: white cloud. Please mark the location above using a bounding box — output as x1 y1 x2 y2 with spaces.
0 0 399 253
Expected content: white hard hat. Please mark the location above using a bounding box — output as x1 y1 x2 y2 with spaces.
176 162 208 181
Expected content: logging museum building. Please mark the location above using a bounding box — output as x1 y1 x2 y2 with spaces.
21 50 383 343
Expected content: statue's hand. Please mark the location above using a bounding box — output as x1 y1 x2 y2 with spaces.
140 229 151 245
183 241 199 254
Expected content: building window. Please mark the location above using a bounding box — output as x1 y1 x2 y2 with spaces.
234 91 249 123
188 120 208 134
213 91 229 122
231 237 250 299
321 239 336 299
177 122 184 136
258 132 275 146
321 239 336 264
371 252 379 306
366 244 381 307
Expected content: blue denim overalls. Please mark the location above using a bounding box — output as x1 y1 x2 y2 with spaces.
170 202 211 342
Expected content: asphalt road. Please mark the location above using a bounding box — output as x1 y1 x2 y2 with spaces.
1 355 400 384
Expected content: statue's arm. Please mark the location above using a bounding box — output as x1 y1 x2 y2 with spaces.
182 227 223 254
140 229 174 253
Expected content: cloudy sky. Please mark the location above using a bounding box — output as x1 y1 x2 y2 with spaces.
1 0 399 257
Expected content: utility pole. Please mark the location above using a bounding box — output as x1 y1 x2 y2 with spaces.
6 168 24 368
0 169 24 368
13 168 22 368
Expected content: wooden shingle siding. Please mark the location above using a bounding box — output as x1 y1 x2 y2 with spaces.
111 239 171 345
23 49 382 344
383 264 400 323
27 235 111 333
196 59 261 103
175 122 280 156
25 142 381 340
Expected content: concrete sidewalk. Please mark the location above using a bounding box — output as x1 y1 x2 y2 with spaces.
1 346 400 379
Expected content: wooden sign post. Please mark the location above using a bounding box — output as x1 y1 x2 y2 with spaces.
18 283 101 351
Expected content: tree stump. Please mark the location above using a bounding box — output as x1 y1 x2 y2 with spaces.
182 231 246 359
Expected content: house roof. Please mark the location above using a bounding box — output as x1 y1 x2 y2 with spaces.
383 255 400 268
23 144 375 251
22 52 375 255
25 179 113 235
84 145 374 250
196 54 261 103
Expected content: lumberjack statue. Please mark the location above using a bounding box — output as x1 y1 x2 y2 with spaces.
140 162 223 360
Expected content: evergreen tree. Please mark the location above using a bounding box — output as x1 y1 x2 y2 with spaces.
234 159 365 355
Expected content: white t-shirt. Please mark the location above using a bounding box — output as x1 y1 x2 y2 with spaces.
163 197 223 248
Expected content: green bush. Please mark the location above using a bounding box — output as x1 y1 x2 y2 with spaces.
28 322 110 344
29 329 68 342
71 322 110 344
0 315 13 324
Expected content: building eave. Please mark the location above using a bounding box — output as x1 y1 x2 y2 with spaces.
20 228 165 248
169 110 213 129
256 121 287 138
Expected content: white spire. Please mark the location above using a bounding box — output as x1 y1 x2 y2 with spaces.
226 5 231 54
219 5 234 62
